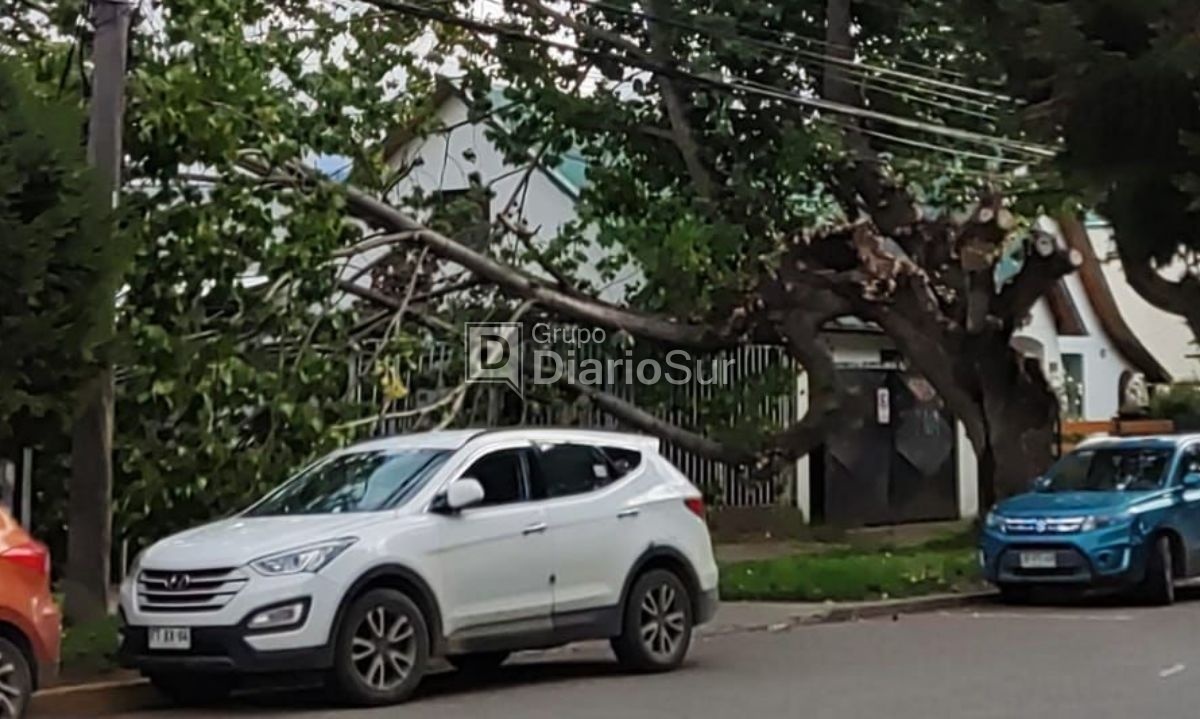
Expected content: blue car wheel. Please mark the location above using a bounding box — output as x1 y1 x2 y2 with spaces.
1139 536 1175 606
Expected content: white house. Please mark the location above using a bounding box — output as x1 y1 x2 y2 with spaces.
361 81 1181 526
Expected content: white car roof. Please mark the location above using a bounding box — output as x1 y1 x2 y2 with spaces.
342 427 658 454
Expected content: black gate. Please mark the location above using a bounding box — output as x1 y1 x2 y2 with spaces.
814 369 958 526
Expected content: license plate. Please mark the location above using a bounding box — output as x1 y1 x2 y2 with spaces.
1019 551 1057 569
148 627 191 651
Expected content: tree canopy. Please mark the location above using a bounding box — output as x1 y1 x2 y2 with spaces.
2 0 1087 553
0 59 120 456
976 0 1200 340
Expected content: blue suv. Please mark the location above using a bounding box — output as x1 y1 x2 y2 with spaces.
980 435 1200 605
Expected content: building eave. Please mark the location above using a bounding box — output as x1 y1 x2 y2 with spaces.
1058 214 1172 383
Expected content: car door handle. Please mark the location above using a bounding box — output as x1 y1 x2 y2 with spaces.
617 508 640 519
522 522 547 535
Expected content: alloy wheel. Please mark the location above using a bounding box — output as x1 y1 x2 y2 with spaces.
639 581 687 660
351 605 417 692
0 647 25 719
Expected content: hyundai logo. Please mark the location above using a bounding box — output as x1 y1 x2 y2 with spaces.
166 573 191 591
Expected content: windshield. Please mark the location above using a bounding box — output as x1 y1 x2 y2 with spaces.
245 449 450 516
1042 446 1174 493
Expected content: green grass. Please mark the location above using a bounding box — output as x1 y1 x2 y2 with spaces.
719 546 981 602
60 615 121 677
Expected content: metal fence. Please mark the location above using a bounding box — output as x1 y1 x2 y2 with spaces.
350 338 797 508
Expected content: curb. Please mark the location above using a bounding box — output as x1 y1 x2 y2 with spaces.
699 591 996 637
31 592 995 716
808 591 996 625
32 677 158 717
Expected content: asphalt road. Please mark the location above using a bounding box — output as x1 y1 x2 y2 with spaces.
111 591 1200 719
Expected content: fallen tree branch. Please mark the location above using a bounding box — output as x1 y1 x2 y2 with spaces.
239 155 769 350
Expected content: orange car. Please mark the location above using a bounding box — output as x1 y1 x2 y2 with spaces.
0 508 60 719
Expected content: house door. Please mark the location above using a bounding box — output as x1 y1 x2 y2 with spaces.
818 369 958 526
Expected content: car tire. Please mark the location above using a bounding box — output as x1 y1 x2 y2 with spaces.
0 636 32 719
1140 535 1176 606
448 651 510 675
147 673 234 706
329 588 429 706
611 569 694 673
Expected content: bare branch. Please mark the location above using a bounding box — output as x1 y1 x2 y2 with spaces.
332 231 419 259
571 383 754 464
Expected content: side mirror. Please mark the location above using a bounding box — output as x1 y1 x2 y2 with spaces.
1032 476 1052 492
435 477 485 513
1182 472 1200 489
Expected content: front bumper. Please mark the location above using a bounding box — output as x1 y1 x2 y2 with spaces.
118 604 333 675
980 528 1147 586
119 569 342 653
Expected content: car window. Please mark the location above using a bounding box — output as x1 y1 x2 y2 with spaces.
1044 446 1173 492
1176 446 1200 480
602 446 642 478
534 443 614 498
462 449 527 506
245 449 450 516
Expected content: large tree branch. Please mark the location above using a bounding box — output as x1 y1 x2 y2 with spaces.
240 156 770 349
995 231 1082 325
570 384 757 465
1092 214 1200 345
569 301 856 471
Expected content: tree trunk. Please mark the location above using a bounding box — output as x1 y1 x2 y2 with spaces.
975 351 1059 507
65 371 114 623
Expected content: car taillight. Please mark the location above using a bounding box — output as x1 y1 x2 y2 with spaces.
1 541 51 578
684 497 706 519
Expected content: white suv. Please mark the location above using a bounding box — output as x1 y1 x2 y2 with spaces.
118 428 719 706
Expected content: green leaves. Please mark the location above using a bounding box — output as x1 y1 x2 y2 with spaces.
0 59 123 452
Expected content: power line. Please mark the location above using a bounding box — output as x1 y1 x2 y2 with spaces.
567 0 1015 105
352 0 1059 160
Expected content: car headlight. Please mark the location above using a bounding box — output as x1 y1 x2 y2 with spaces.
1080 513 1132 533
985 511 1004 532
249 538 357 577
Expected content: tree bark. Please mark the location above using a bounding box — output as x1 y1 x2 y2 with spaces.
67 0 133 623
976 347 1059 506
66 371 114 622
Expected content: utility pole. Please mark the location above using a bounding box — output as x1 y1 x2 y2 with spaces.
66 0 134 624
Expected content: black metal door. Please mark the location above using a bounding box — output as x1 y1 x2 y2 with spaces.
820 369 958 526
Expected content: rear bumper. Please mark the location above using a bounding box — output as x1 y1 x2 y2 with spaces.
696 588 719 625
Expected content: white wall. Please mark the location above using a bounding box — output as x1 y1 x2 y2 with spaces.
1012 221 1146 420
1057 270 1136 419
382 95 635 302
1086 224 1198 382
956 421 978 519
825 332 894 367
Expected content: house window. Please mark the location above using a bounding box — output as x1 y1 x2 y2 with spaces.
1062 353 1085 419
